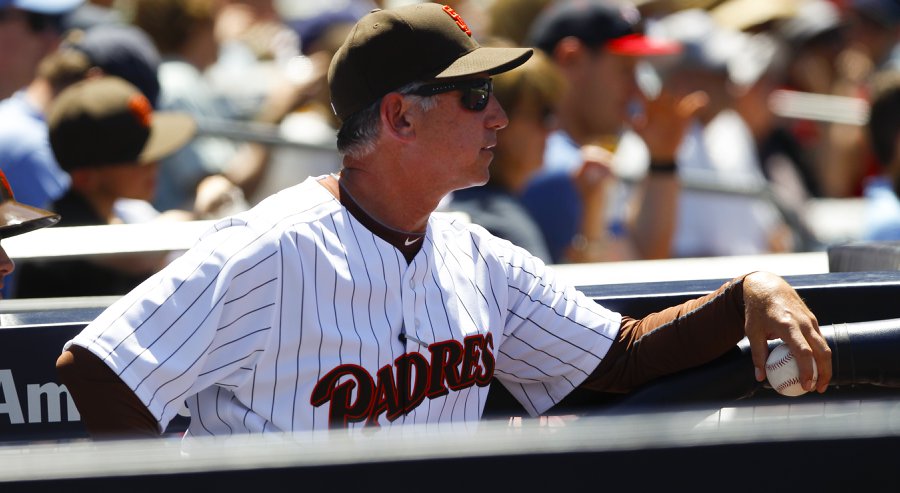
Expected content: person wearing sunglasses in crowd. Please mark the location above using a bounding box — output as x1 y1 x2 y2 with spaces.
57 3 830 440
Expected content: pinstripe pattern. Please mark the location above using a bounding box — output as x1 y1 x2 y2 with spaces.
66 176 621 439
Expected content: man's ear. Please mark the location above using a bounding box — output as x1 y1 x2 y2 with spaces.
380 92 417 142
552 36 589 69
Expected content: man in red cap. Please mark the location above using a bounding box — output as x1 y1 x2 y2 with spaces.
520 0 701 264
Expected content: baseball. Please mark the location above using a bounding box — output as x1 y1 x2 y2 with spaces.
765 343 817 397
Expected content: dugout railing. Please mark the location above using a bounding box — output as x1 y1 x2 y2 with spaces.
3 270 900 443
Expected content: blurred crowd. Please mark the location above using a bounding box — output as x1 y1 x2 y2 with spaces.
0 0 899 298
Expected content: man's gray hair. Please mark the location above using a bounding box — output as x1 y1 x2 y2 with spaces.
336 81 438 159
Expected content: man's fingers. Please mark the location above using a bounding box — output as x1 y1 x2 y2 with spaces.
748 335 770 382
784 309 831 393
804 324 833 393
780 333 817 391
778 317 831 392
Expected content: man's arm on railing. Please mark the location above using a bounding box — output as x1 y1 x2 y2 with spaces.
56 345 159 439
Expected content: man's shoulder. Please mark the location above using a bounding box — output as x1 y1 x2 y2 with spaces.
430 209 524 250
0 96 44 142
202 177 340 240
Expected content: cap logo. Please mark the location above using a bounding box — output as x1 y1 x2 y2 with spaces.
127 93 153 128
442 5 471 36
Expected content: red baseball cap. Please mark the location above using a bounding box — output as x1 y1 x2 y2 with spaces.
527 0 681 56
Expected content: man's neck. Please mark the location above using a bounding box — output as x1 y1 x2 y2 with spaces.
335 163 437 234
319 173 426 263
72 188 118 224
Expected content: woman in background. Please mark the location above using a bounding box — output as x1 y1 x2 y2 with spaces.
445 48 567 263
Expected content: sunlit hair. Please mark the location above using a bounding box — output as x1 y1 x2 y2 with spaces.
36 47 91 94
336 81 437 159
486 0 553 46
491 47 564 122
132 0 217 54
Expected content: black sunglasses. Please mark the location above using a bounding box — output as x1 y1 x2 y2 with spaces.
410 78 493 111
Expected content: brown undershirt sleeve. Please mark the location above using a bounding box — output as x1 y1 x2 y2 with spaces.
582 274 749 393
56 345 160 439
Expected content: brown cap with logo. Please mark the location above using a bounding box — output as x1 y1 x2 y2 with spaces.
0 170 59 239
47 76 196 172
328 2 533 122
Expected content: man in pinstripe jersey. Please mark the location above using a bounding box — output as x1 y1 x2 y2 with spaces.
56 3 831 439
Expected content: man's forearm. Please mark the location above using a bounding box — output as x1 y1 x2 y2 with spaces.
628 165 679 259
56 345 160 439
583 274 747 393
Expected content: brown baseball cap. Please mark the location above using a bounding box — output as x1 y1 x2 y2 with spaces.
48 76 196 172
328 2 533 122
0 170 59 239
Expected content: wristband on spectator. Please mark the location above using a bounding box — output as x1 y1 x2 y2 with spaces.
648 160 677 174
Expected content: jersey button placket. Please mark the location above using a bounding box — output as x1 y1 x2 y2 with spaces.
400 270 418 350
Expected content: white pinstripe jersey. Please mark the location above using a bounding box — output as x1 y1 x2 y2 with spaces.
66 176 622 439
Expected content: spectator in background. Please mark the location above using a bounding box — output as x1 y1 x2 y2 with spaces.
520 0 700 263
861 69 900 241
486 0 552 46
64 0 122 31
209 0 301 115
726 31 812 252
15 76 197 298
0 48 85 211
445 48 564 263
0 0 82 101
775 0 847 199
0 169 60 296
820 0 900 197
626 9 795 257
67 22 162 107
0 22 190 298
0 0 84 209
254 5 360 203
0 22 164 211
132 0 311 214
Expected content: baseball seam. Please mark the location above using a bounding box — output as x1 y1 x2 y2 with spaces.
767 350 793 371
776 377 802 392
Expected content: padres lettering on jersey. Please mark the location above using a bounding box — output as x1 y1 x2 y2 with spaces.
66 176 621 439
311 334 495 427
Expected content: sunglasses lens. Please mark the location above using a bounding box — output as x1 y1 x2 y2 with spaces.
412 78 492 111
462 80 491 111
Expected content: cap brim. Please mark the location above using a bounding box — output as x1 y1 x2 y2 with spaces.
435 46 534 79
712 0 798 31
139 112 197 164
607 34 682 56
0 201 60 239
